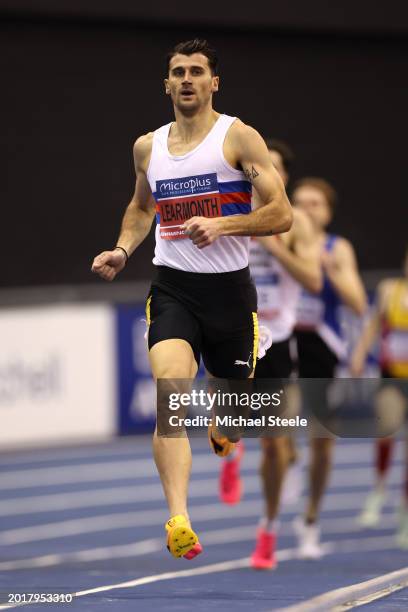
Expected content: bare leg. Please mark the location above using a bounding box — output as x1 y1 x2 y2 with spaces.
305 437 334 522
284 383 301 465
149 338 198 524
260 437 290 520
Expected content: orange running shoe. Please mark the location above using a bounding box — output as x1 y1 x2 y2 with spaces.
165 515 203 560
219 440 244 504
208 422 236 457
250 528 277 570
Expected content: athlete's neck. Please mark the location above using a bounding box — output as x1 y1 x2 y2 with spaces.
172 106 219 144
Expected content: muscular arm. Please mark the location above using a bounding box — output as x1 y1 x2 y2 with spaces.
116 136 156 256
256 208 322 293
350 280 392 375
324 238 367 315
182 122 293 248
220 122 293 236
91 134 156 280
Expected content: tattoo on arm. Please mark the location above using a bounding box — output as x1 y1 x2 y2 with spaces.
244 165 260 183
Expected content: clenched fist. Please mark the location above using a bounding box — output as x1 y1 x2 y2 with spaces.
182 216 223 249
91 248 127 281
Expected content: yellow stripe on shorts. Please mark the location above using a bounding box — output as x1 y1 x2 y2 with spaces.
252 311 259 371
145 295 152 326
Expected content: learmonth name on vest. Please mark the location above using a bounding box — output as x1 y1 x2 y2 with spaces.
161 197 219 222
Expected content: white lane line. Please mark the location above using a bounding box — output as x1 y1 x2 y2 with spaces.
0 489 399 546
335 583 408 610
0 434 372 471
0 442 400 489
0 438 226 470
0 535 400 610
0 465 403 517
0 512 400 571
0 458 164 490
276 565 408 612
0 538 163 570
0 437 230 467
0 557 252 610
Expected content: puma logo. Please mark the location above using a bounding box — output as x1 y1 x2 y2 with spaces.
234 353 252 368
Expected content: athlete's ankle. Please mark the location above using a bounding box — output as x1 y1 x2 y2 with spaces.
259 517 279 533
168 512 190 526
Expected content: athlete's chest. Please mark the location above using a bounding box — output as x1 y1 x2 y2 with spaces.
167 136 205 156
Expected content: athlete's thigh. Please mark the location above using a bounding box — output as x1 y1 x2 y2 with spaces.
146 285 201 372
200 278 257 380
149 339 198 379
202 326 257 379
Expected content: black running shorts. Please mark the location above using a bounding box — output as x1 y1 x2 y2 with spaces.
295 329 338 427
255 339 293 379
146 265 258 379
295 330 338 378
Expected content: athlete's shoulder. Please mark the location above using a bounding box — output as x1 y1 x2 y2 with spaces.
376 278 399 311
332 235 356 256
328 236 361 271
377 278 400 297
133 132 154 156
133 132 154 169
225 119 268 170
227 118 263 145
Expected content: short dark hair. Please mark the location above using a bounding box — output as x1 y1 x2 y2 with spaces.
264 138 295 173
166 39 218 76
293 177 338 214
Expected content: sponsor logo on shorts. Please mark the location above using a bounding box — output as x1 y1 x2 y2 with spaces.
234 353 252 368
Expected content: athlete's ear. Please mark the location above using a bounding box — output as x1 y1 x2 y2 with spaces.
212 76 219 93
164 78 170 95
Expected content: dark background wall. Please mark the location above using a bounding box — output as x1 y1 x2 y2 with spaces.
2 0 408 34
1 5 407 288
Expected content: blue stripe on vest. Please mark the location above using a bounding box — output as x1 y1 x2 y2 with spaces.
222 202 251 216
219 180 252 194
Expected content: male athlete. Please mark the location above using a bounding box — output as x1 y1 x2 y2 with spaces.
351 246 408 547
246 177 366 568
217 140 323 568
92 39 293 560
291 178 367 559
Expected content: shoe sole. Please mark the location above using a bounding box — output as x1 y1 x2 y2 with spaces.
167 525 199 558
250 558 277 570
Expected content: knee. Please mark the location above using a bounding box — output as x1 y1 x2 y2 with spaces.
149 340 198 379
154 360 195 379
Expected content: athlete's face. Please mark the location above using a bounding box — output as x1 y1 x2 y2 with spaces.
269 150 288 187
165 53 219 113
292 185 332 230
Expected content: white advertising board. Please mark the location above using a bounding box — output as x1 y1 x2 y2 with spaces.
0 304 116 448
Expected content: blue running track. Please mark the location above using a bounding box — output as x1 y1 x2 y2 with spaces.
0 437 407 611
